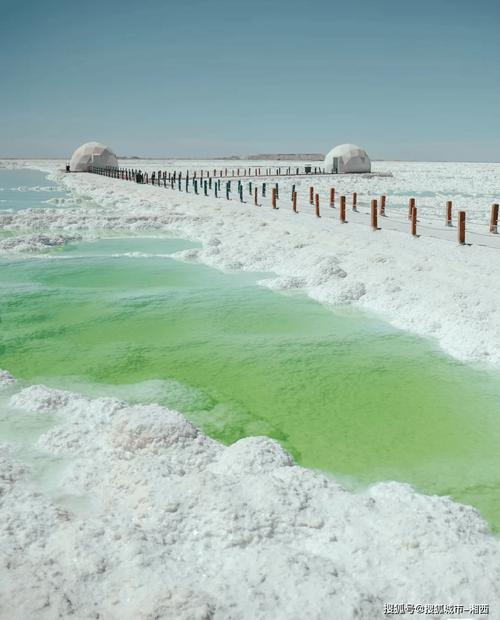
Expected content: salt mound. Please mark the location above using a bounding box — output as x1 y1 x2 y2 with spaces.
10 384 76 412
0 369 15 388
111 404 208 455
208 436 293 475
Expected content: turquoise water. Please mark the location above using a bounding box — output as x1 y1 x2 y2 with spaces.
0 168 68 212
1 171 500 531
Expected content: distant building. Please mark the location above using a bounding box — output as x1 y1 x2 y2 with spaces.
69 142 118 172
324 144 371 174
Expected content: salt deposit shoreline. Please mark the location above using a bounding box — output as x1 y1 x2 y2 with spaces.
1 374 500 619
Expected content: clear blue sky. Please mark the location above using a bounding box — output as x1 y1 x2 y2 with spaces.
1 0 499 161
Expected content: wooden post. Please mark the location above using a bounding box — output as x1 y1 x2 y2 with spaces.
272 187 277 209
458 211 466 245
371 199 378 230
254 187 258 206
411 206 418 236
309 186 314 205
315 193 320 218
292 191 297 213
446 200 453 226
330 188 335 207
380 195 386 216
490 203 499 233
408 197 415 220
340 196 346 223
352 192 357 211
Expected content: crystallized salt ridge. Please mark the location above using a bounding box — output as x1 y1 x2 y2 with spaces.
1 381 500 619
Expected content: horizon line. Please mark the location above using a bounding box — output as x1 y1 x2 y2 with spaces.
1 156 500 165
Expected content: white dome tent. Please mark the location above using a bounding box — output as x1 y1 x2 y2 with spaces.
324 144 371 174
69 142 118 172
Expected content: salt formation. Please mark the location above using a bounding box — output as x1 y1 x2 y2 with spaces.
2 381 500 619
324 143 371 174
69 142 118 172
0 369 15 387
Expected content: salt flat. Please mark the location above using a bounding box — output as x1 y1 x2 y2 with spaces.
1 160 500 619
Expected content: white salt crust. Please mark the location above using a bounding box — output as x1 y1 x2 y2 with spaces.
1 382 500 619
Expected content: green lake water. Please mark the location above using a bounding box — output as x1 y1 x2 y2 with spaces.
1 235 500 530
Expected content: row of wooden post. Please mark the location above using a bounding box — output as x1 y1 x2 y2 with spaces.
114 165 327 179
405 197 499 245
92 166 499 245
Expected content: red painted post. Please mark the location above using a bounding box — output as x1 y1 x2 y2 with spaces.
380 195 386 216
408 197 415 220
330 188 335 207
411 206 418 236
272 187 277 209
340 196 346 223
490 203 499 233
446 200 453 226
371 199 378 230
458 211 466 245
315 193 320 218
292 191 297 213
309 186 314 205
352 192 357 211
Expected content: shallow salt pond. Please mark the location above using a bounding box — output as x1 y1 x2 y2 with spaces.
0 168 69 212
1 234 500 530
